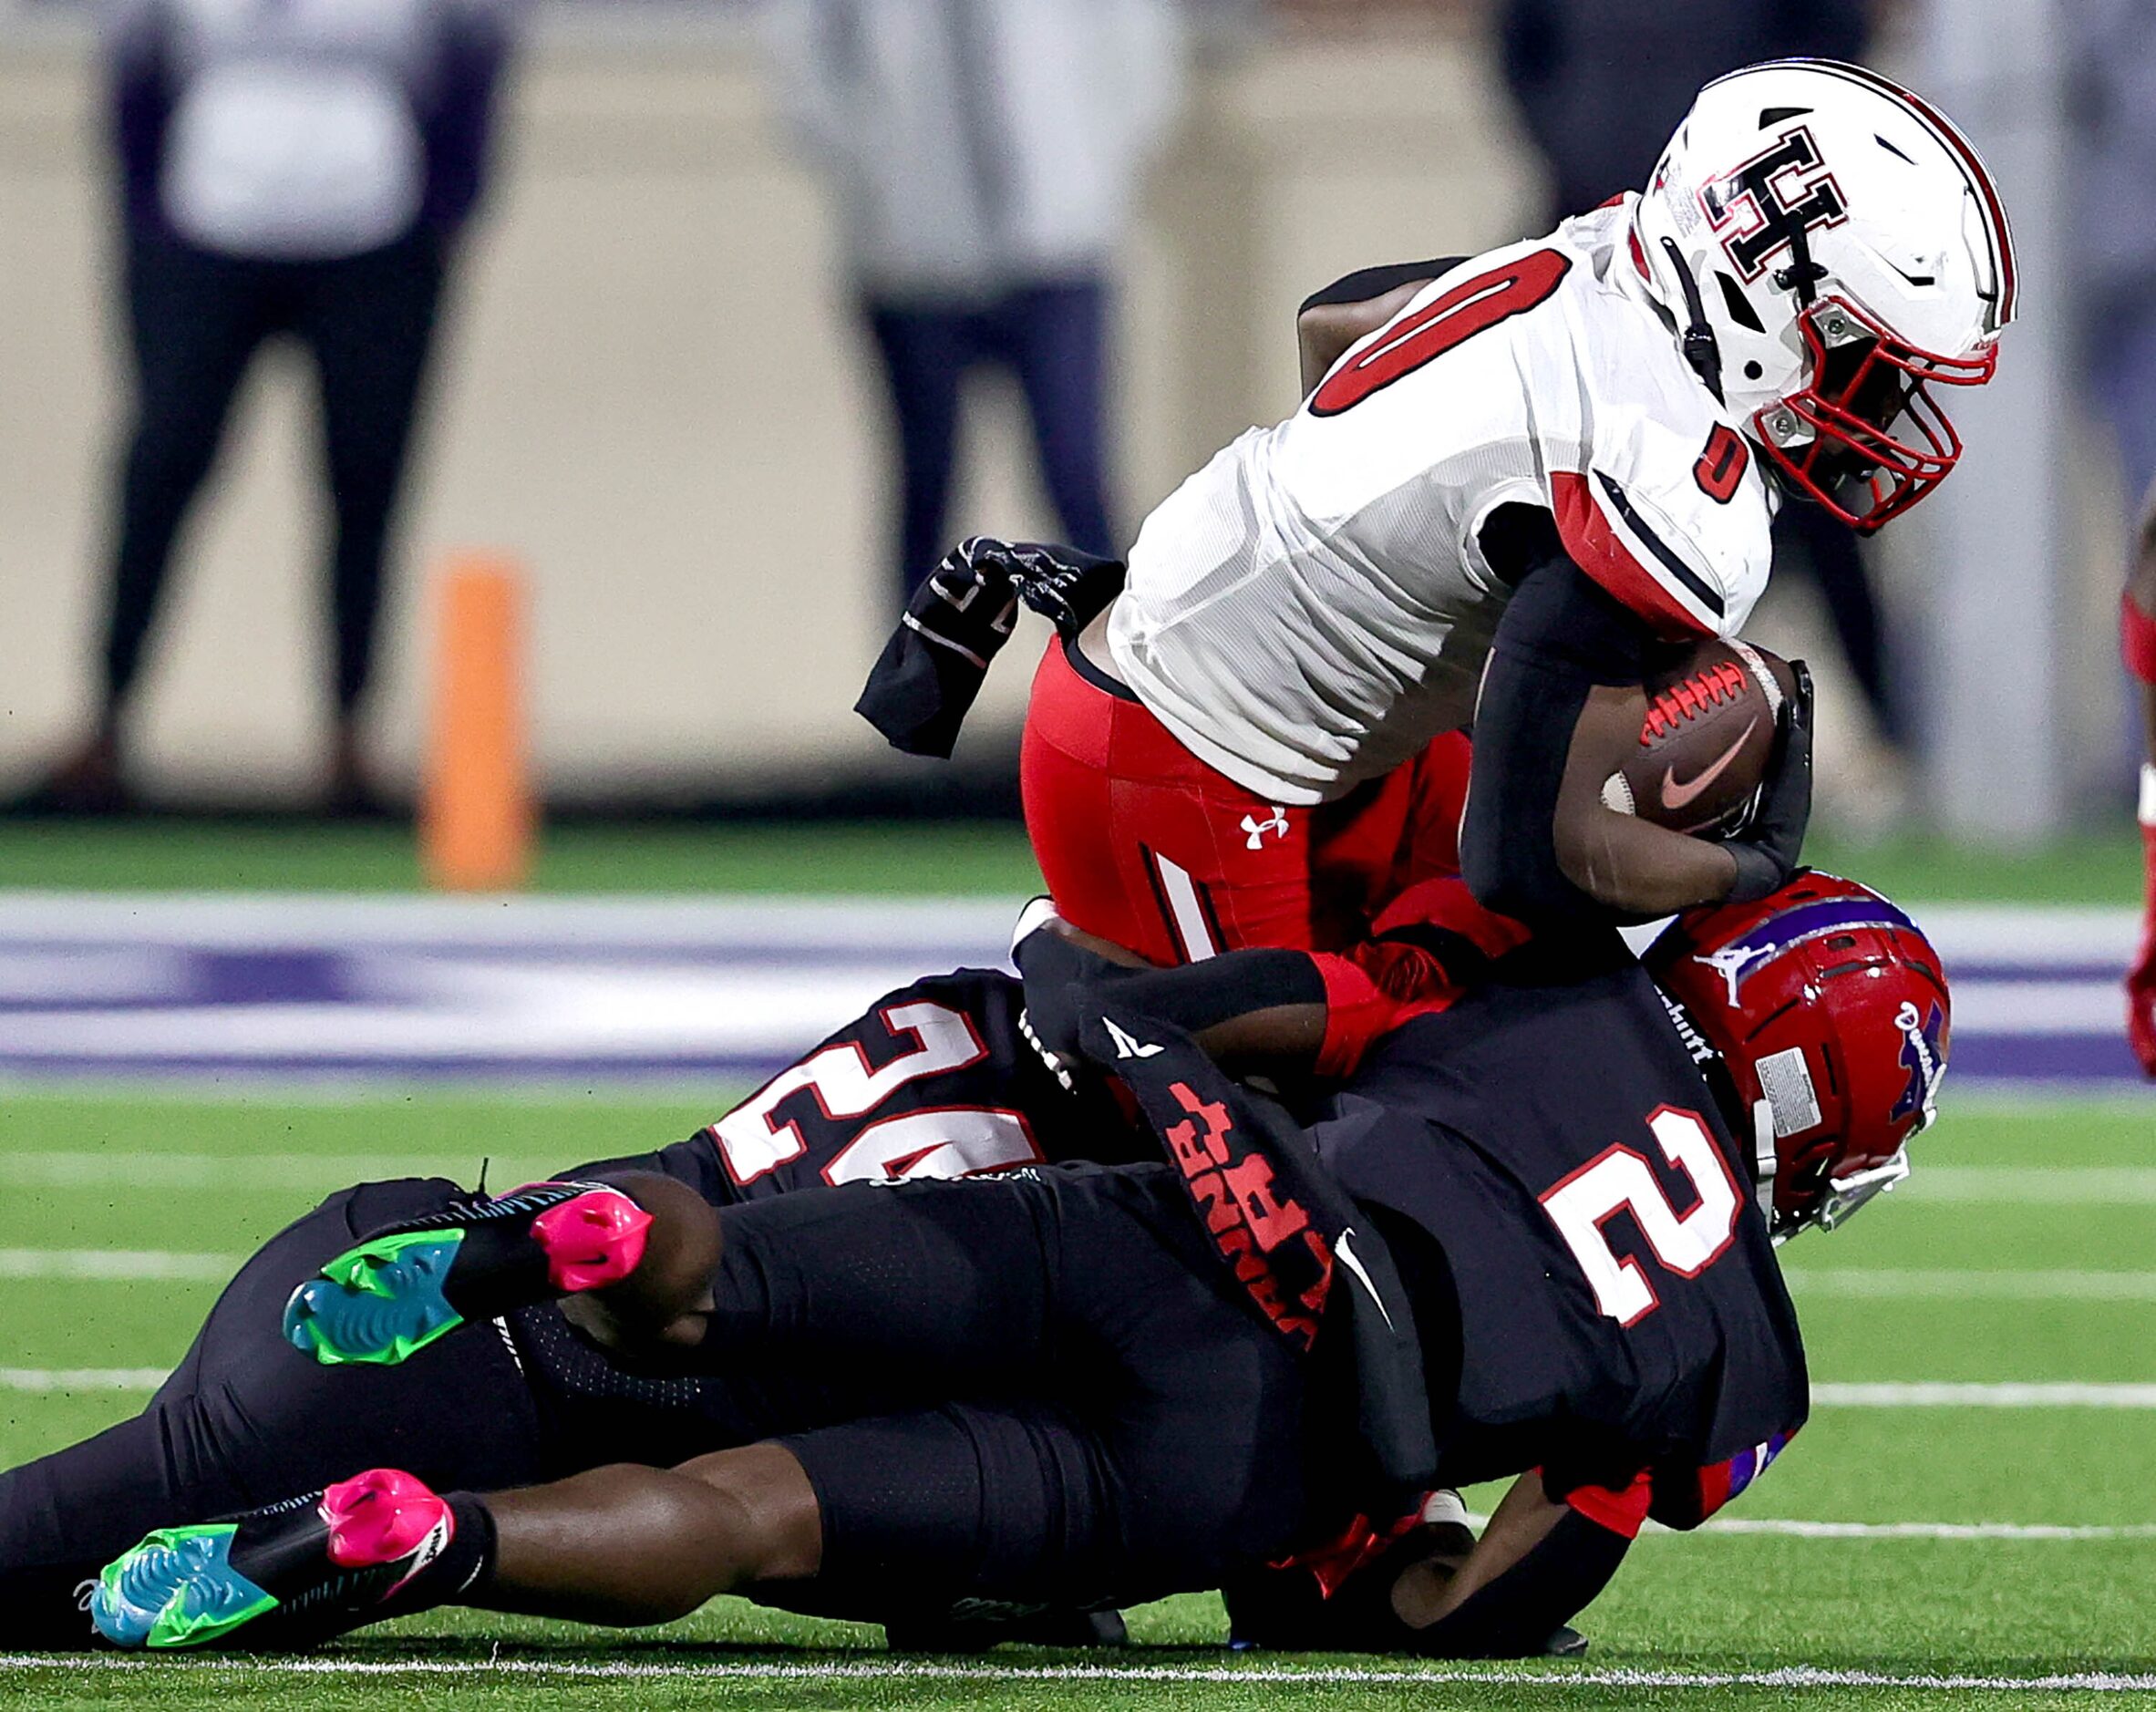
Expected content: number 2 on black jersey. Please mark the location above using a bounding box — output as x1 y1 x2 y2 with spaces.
1539 1105 1744 1327
1310 249 1572 417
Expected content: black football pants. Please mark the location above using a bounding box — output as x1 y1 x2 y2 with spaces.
864 280 1117 603
0 1180 538 1649
0 1163 1323 1647
101 227 447 722
689 1165 1318 1619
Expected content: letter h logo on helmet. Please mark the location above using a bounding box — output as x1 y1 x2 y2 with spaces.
1700 126 1848 283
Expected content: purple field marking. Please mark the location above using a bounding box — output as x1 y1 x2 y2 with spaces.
0 896 2141 1091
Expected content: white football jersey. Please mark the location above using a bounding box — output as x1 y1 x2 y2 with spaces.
1106 197 1777 807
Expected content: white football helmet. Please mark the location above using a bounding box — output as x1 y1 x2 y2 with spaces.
1633 59 2017 532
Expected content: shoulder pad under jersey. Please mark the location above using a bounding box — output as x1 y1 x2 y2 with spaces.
1548 309 1776 641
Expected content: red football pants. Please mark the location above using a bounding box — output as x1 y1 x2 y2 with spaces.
1019 638 1475 964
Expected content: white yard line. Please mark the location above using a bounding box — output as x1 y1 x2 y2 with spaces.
1901 1168 2156 1204
1459 1512 2155 1541
1 1655 2153 1692
15 1233 2156 1307
6 1152 549 1190
1669 1519 2156 1540
0 893 2128 956
1788 1270 2156 1300
0 893 1017 950
1813 1382 2156 1408
12 1153 2156 1200
0 1249 232 1282
0 1377 2112 1408
0 1368 170 1392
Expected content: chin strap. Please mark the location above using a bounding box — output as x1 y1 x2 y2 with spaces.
1658 238 1725 404
1769 217 1829 309
1750 1098 1786 1243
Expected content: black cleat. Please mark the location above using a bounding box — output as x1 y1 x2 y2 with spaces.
91 1469 454 1650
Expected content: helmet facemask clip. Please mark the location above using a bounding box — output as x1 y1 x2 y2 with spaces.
1751 295 1994 534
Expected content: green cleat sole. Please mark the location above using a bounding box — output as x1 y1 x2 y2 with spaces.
283 1229 469 1366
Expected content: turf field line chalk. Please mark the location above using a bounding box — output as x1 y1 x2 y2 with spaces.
10 1368 2156 1409
18 1154 2156 1202
5 1152 518 1190
0 1248 232 1281
1456 1513 2156 1541
0 1367 170 1392
1811 1382 2156 1408
1902 1167 2156 1204
1787 1268 2156 1300
1671 1519 2156 1540
4 1656 2156 1692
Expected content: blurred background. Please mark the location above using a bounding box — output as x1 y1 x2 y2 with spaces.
0 0 2126 856
1 11 2151 1657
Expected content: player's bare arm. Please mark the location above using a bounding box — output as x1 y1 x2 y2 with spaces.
1298 281 1428 397
1227 1473 1625 1659
1386 1475 1628 1655
1551 682 1790 915
2122 493 2156 1073
1294 259 1460 397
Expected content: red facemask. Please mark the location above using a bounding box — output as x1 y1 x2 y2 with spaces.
1753 297 1997 533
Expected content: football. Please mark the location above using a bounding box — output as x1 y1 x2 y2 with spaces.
1602 638 1797 837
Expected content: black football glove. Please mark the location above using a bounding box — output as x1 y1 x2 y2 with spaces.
909 537 1024 667
1722 658 1814 903
853 539 1022 758
1011 897 1135 1068
995 540 1126 642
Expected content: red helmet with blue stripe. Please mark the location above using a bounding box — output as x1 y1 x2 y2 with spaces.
1645 871 1949 1243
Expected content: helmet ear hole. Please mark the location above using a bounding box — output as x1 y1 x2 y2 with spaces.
1718 272 1766 334
1779 1143 1836 1223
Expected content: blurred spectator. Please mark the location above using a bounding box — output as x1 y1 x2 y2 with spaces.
1497 0 1909 760
19 0 515 817
2068 0 2156 943
2069 0 2156 507
764 0 1188 604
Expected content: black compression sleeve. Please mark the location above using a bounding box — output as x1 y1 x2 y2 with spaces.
1407 1509 1631 1658
1015 925 1324 1062
1087 949 1325 1034
1300 257 1464 315
1490 543 1660 686
1458 544 1665 926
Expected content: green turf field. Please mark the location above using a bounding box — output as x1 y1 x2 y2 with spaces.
4 1090 2152 1710
0 816 2149 1705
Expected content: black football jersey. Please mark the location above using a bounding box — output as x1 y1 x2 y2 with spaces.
575 969 1147 1206
1314 946 1808 1534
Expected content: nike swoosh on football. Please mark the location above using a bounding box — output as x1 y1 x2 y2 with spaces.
1660 717 1760 812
